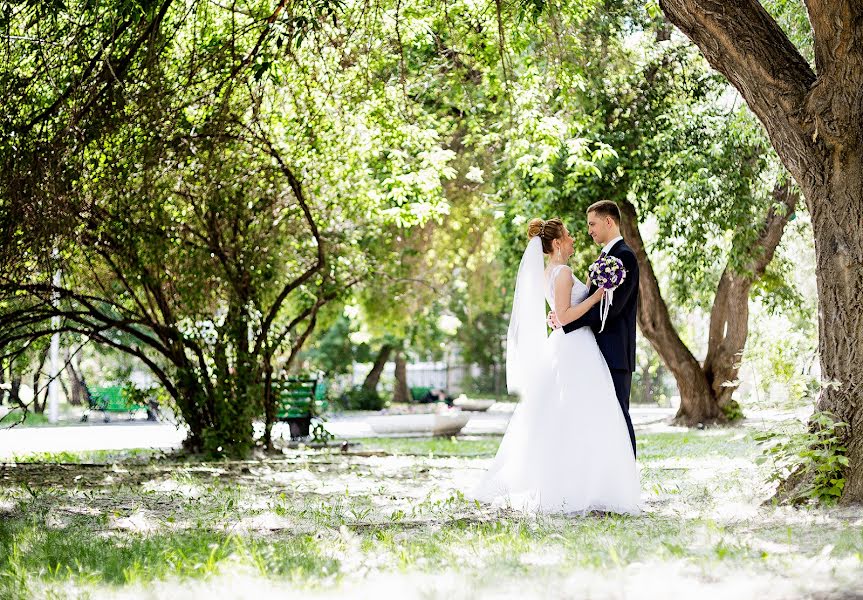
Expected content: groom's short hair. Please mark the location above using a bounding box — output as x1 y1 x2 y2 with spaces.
587 200 621 224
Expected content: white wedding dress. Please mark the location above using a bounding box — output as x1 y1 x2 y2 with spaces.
470 261 640 514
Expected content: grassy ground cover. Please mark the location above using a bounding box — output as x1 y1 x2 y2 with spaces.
0 427 861 598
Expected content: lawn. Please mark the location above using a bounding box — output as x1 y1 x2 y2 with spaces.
0 427 861 599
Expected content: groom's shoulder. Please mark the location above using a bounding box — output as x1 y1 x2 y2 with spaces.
613 242 638 269
612 240 635 257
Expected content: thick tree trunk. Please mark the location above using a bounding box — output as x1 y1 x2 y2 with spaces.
32 348 48 414
804 20 863 502
393 352 409 403
658 0 863 500
363 343 393 393
809 159 863 502
701 272 751 408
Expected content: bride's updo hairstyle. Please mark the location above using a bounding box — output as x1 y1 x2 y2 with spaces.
527 218 565 255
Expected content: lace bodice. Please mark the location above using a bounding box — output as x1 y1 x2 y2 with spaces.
546 264 589 309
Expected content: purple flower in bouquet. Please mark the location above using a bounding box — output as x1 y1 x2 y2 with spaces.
589 255 627 290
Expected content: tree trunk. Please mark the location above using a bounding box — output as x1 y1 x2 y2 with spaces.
10 376 22 409
620 183 797 424
363 343 392 393
620 199 724 425
658 0 863 500
393 352 409 403
63 350 84 406
177 369 207 454
32 348 49 414
809 160 863 502
641 361 654 405
262 359 275 451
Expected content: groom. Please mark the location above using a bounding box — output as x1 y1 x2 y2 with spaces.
550 200 639 456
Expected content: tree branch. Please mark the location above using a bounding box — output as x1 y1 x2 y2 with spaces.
803 1 863 74
23 16 136 132
658 0 819 182
247 128 326 356
702 181 800 401
70 0 177 133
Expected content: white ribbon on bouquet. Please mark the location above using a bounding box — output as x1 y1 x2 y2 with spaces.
599 288 614 333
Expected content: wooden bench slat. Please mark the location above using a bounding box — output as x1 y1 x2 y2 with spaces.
273 377 328 421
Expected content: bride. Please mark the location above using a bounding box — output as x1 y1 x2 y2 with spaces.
470 218 640 514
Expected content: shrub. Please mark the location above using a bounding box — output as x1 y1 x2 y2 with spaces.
338 387 386 411
756 411 848 505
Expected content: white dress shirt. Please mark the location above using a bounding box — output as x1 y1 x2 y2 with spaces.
601 235 623 256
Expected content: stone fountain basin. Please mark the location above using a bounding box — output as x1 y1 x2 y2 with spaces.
367 412 470 436
452 398 495 412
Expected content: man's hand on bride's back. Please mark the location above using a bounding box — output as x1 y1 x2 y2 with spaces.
547 311 562 329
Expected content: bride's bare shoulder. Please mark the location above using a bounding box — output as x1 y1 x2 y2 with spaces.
548 264 573 285
552 264 573 277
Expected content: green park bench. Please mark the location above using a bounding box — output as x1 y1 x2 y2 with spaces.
409 386 453 406
410 386 432 402
274 377 328 440
82 385 152 422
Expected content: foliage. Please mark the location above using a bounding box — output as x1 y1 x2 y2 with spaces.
0 0 818 451
310 418 335 444
338 386 386 411
0 0 458 454
301 314 361 378
756 411 849 505
720 399 744 422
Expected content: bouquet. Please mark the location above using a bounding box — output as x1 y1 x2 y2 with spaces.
588 255 626 290
588 255 627 332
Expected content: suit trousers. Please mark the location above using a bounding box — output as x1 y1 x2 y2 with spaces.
610 369 636 457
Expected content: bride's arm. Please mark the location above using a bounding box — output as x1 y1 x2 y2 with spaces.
554 268 604 326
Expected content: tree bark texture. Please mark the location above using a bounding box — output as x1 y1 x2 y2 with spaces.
63 350 84 406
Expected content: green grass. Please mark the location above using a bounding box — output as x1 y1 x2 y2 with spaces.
353 435 502 456
0 410 53 428
6 448 164 464
0 521 338 598
0 408 99 428
0 428 861 597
